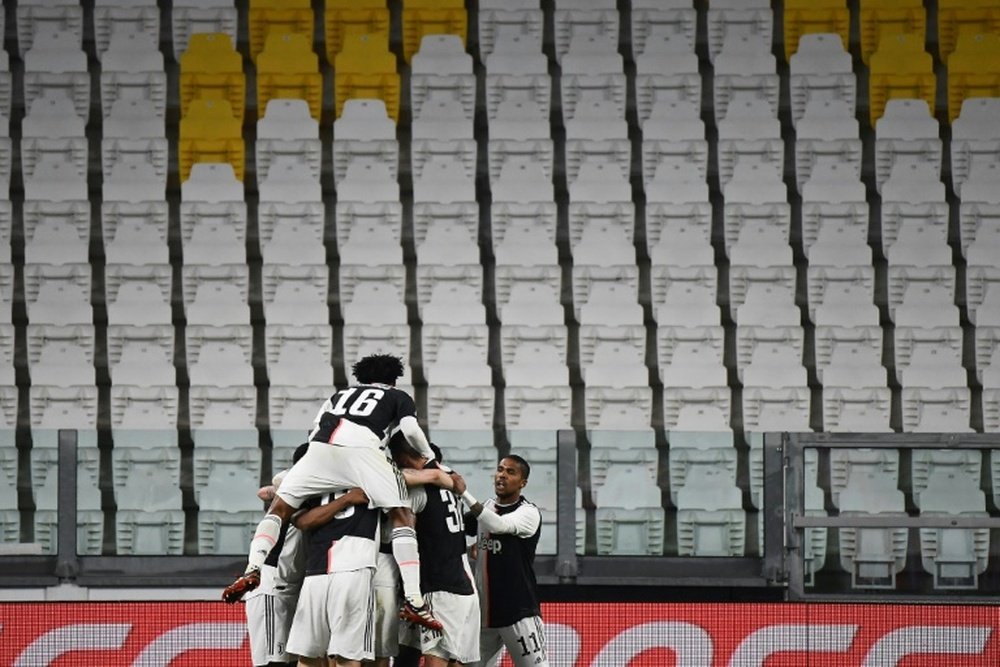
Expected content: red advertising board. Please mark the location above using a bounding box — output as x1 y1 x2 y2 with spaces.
0 601 997 666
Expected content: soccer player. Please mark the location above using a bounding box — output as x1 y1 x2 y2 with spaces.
223 354 443 632
285 486 375 666
453 456 549 667
244 444 308 667
391 439 480 667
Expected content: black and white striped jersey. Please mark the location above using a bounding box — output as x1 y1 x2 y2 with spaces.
410 462 476 596
309 383 418 449
301 491 381 576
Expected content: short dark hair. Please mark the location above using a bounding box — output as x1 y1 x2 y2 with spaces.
505 454 530 479
352 354 405 385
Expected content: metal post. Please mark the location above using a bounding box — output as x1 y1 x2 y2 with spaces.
761 432 785 585
54 429 79 580
555 429 578 581
783 435 805 601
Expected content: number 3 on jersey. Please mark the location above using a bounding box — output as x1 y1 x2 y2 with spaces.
440 488 463 533
329 387 384 417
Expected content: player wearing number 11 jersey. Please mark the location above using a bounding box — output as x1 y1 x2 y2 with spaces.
223 354 443 633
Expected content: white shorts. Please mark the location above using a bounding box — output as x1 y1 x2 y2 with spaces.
276 441 408 510
286 569 375 661
401 590 481 665
373 552 400 658
476 616 549 667
245 589 298 666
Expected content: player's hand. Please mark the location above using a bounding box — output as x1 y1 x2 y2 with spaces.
257 485 276 502
346 488 370 506
450 472 467 494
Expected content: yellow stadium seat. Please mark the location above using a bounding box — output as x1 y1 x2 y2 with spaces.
948 32 1000 122
179 33 245 123
248 0 314 62
335 33 399 120
784 0 850 61
939 0 1000 60
859 0 926 65
324 7 391 66
257 33 323 120
868 33 935 125
328 0 385 7
179 99 244 182
401 6 467 62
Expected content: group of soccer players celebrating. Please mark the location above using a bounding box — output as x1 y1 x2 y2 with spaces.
223 354 550 666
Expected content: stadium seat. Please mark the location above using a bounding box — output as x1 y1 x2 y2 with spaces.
189 385 258 449
951 98 1000 197
421 324 492 388
411 140 477 204
261 264 330 326
650 265 720 327
479 7 544 62
553 7 618 64
584 386 655 450
568 201 636 267
22 200 90 266
414 203 480 266
100 31 166 122
706 0 772 64
712 35 779 123
106 324 174 388
268 385 327 449
25 324 94 387
342 323 413 380
401 1 467 63
425 384 495 449
783 0 849 62
579 325 647 389
938 0 1000 60
257 33 322 121
93 0 159 61
676 468 745 557
324 3 390 67
492 202 559 267
247 0 312 61
494 265 565 326
572 265 643 326
178 99 244 182
631 5 696 59
794 100 861 192
17 2 83 57
170 0 238 61
859 0 926 66
185 324 254 388
265 324 334 388
23 30 90 122
181 264 249 325
104 263 172 326
23 263 92 325
502 385 572 448
194 446 263 554
499 324 569 389
416 264 485 325
335 201 401 265
919 475 990 590
947 33 1000 123
837 472 908 589
339 265 407 326
335 34 400 121
868 33 935 125
874 99 941 192
593 461 664 556
109 384 178 450
259 201 326 266
180 203 246 266
788 33 855 127
179 32 244 120
901 387 973 433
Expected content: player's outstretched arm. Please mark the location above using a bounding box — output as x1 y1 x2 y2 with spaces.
450 472 539 537
402 466 455 490
398 415 436 462
291 488 370 530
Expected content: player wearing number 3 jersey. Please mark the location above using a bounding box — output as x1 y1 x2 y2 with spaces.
223 354 444 633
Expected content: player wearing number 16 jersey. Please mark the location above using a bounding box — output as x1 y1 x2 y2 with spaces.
223 354 443 633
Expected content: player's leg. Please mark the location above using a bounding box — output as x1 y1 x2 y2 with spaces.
394 644 422 667
326 569 376 666
222 496 295 602
498 617 549 667
470 627 505 667
349 450 443 631
286 576 333 667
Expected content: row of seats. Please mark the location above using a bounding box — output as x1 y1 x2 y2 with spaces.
2 0 999 584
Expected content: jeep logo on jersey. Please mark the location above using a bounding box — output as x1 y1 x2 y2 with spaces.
479 536 503 554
